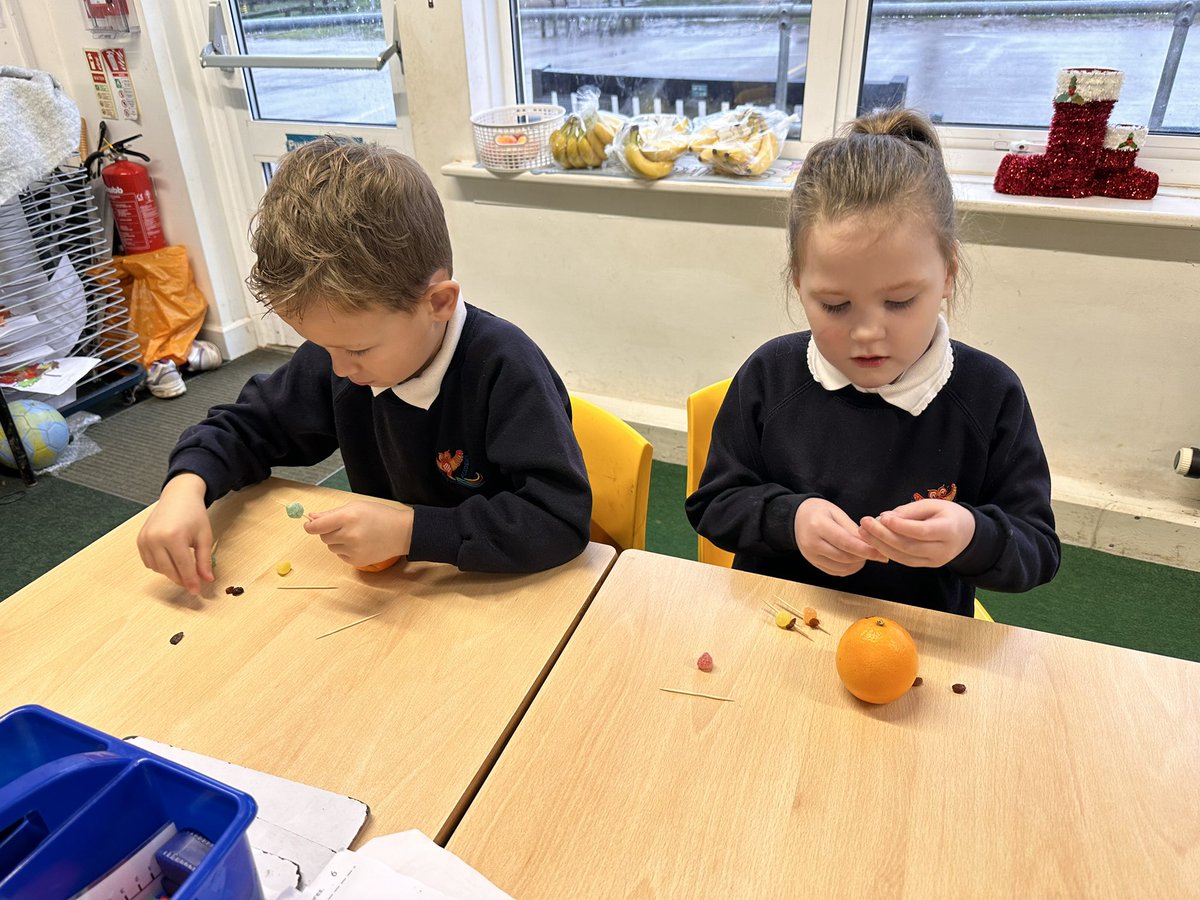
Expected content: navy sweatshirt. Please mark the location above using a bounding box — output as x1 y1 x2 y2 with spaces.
685 332 1060 615
167 305 592 573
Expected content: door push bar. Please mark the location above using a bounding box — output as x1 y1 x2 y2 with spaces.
199 2 402 71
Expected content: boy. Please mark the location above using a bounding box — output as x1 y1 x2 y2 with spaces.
137 137 591 592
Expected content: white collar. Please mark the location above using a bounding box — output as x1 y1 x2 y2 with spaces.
371 298 466 409
807 314 953 416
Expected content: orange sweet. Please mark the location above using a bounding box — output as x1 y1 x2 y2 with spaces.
835 616 919 705
356 556 401 573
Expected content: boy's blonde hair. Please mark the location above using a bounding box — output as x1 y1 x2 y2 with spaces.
787 108 960 296
248 136 453 319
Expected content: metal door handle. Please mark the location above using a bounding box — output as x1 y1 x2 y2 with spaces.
200 2 403 71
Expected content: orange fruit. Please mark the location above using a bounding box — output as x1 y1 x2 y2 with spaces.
356 556 401 573
835 616 919 705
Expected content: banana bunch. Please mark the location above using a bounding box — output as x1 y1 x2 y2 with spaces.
691 111 781 176
622 124 688 180
550 113 618 169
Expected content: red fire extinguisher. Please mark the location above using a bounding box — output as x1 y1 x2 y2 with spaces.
86 126 166 254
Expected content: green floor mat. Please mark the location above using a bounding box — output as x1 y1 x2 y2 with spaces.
0 476 145 601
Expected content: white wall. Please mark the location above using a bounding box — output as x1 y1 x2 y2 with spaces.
5 1 1200 569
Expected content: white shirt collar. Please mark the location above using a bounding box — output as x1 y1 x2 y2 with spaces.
370 298 466 409
807 314 954 416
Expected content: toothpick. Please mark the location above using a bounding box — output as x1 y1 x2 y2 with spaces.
277 586 338 590
774 596 804 618
316 612 382 639
659 687 734 702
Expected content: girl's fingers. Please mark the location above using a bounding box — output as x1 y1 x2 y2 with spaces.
813 553 864 577
878 510 937 539
823 523 887 561
860 518 936 567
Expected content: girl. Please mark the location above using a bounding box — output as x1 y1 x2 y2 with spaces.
685 109 1060 615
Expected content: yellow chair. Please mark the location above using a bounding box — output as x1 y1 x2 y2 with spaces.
570 394 653 552
686 378 735 568
685 379 994 622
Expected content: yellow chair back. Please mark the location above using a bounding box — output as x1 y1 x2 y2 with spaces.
686 378 735 568
570 394 653 551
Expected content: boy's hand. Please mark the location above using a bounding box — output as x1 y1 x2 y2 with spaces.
137 473 213 594
859 499 976 568
304 500 414 567
794 497 889 577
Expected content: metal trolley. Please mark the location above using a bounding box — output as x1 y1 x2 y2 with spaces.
0 165 143 484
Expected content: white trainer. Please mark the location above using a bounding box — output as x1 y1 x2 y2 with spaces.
186 339 223 372
146 359 187 398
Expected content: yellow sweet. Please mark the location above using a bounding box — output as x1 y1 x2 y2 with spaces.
775 610 797 630
276 561 292 576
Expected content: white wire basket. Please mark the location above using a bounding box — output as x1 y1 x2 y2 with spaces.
470 104 565 172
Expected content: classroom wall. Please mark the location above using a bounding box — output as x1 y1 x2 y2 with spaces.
5 2 1200 569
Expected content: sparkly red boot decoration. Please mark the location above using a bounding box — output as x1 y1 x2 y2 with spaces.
994 68 1123 199
1094 124 1159 200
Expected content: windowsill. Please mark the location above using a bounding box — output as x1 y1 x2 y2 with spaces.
442 161 1200 229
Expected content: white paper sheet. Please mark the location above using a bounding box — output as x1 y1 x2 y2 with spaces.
1 355 98 395
273 831 511 900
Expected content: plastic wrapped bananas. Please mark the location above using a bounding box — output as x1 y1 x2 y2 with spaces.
690 110 782 177
550 112 618 169
612 118 692 180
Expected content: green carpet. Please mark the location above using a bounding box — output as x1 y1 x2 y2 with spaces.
0 475 144 594
979 547 1200 661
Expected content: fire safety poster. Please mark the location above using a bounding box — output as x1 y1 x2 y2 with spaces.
83 49 118 119
101 48 140 121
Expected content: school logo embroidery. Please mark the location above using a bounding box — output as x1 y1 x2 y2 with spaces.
437 449 484 488
913 483 957 502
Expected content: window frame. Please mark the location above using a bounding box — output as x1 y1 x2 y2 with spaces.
476 0 1200 189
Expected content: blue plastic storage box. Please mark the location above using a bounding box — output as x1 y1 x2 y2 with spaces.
0 705 262 899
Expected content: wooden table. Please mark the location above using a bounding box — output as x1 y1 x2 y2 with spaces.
449 550 1200 897
0 477 615 845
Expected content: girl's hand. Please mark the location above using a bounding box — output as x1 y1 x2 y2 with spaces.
304 500 413 567
859 499 976 568
795 498 890 577
137 473 213 594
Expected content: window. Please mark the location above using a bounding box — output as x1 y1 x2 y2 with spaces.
496 0 1198 184
232 0 395 125
509 1 812 125
862 3 1198 134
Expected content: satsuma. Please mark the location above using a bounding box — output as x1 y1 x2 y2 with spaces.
835 616 919 705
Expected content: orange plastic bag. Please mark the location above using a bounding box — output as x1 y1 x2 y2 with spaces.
111 245 207 368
